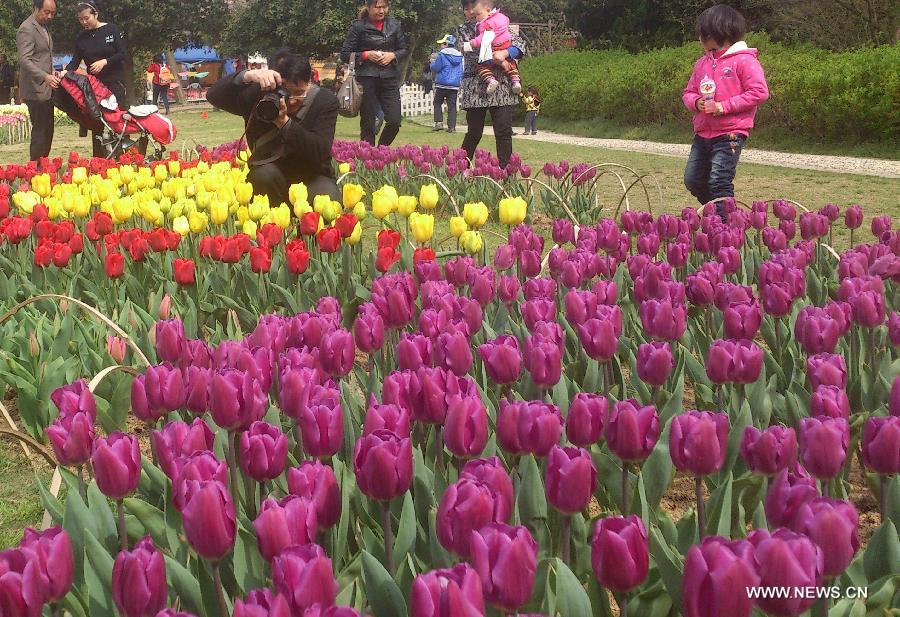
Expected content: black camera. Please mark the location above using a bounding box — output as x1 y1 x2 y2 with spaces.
255 87 289 123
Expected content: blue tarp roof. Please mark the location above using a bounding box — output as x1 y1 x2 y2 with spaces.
173 47 221 62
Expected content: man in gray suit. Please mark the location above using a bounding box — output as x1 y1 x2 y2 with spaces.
16 0 58 161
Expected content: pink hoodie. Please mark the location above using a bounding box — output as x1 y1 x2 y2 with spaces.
470 9 511 49
682 41 769 139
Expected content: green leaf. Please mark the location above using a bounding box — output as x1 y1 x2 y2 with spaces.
553 558 593 617
83 528 114 616
35 471 64 525
124 498 169 550
863 520 900 582
705 472 734 538
517 454 547 527
165 554 208 617
637 419 673 511
361 550 408 617
649 526 684 610
392 491 416 571
87 482 118 551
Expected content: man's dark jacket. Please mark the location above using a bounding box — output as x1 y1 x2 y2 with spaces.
207 71 338 181
340 17 409 79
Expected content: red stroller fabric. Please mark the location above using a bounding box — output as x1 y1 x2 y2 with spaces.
55 71 176 145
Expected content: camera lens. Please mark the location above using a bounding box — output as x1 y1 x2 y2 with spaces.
256 98 279 122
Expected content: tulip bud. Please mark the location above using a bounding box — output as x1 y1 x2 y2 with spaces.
591 515 649 592
792 497 859 577
18 526 74 602
233 589 293 617
410 564 485 617
181 480 236 561
92 432 141 500
240 421 289 482
740 425 796 476
353 430 413 501
444 395 488 458
799 416 849 480
682 537 759 617
545 445 597 514
748 528 824 617
605 400 659 462
272 544 338 615
112 538 167 617
497 399 563 457
287 461 341 529
253 495 318 562
861 416 900 475
636 341 674 387
565 393 606 447
669 411 729 476
470 524 538 611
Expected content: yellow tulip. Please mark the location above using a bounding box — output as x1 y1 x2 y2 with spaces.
322 200 341 223
460 230 483 254
463 202 489 229
347 221 363 245
238 149 251 165
342 183 365 209
249 194 269 220
313 194 332 214
338 162 351 175
119 165 135 185
352 202 367 220
12 191 39 214
372 186 398 219
236 206 250 224
32 173 51 197
498 196 528 226
272 204 292 229
61 191 77 214
169 202 184 220
73 195 91 218
397 195 418 218
242 219 258 236
154 164 168 183
409 212 434 243
112 199 133 223
419 183 439 209
236 182 254 206
450 216 468 238
70 168 88 186
293 200 312 218
168 160 181 177
196 161 210 173
46 201 62 220
289 182 308 208
107 168 122 186
189 211 208 234
172 215 190 236
196 190 211 209
210 201 229 225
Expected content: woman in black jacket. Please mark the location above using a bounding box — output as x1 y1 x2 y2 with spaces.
66 2 128 157
341 0 408 146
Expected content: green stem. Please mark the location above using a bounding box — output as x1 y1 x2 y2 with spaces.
382 500 394 576
227 431 241 509
696 475 706 539
621 461 630 515
212 561 229 617
560 515 572 566
117 498 127 552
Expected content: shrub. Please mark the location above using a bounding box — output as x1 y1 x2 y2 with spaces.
520 34 900 142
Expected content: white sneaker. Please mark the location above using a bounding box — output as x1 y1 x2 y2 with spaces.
511 81 522 95
485 80 499 95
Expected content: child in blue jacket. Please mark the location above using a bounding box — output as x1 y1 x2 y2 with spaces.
430 34 464 132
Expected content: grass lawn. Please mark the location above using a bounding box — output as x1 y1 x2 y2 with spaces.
0 106 897 546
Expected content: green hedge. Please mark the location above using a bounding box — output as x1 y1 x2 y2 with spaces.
520 34 900 142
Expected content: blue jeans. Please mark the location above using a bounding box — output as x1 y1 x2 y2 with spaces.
683 133 746 206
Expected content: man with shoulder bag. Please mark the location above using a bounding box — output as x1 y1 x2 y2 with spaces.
207 52 340 205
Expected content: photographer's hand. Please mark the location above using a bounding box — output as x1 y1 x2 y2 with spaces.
243 69 282 91
273 98 289 129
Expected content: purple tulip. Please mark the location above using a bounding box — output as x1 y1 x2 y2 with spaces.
497 400 563 457
445 256 474 288
437 479 507 557
564 289 597 325
640 299 687 341
18 526 73 602
669 411 729 476
272 544 338 615
576 318 619 362
50 379 96 422
799 416 849 480
92 432 141 500
410 564 485 617
363 401 411 438
434 331 473 377
477 335 521 384
371 273 416 329
565 393 607 447
871 214 891 238
861 416 900 474
112 537 167 617
498 275 520 305
300 606 365 617
740 425 797 476
723 301 761 340
155 319 186 364
319 329 355 379
298 382 344 458
45 410 94 468
353 303 385 354
605 400 659 462
523 334 562 389
523 277 556 301
493 244 516 270
182 366 211 415
706 339 763 385
793 497 859 577
460 457 514 521
849 290 885 328
892 376 900 416
552 219 575 245
470 524 538 611
240 421 289 482
278 367 321 421
171 451 228 511
591 515 649 593
521 299 557 331
209 369 267 432
253 495 318 562
520 249 542 277
397 333 432 371
809 385 850 419
444 395 488 458
844 204 863 229
682 536 759 617
469 266 496 305
765 464 819 528
806 353 847 390
748 528 824 617
353 430 413 501
794 308 843 355
287 461 341 529
181 480 237 561
151 418 215 479
233 589 293 617
131 364 186 423
545 446 597 514
636 341 674 387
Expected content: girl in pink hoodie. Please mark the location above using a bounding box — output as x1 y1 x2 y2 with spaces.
682 5 769 214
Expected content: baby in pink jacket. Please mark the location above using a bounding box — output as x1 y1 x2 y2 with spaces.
463 0 521 95
682 4 769 216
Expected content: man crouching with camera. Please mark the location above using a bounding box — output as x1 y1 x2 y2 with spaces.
207 51 340 205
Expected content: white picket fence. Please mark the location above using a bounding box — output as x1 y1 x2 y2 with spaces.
400 84 434 118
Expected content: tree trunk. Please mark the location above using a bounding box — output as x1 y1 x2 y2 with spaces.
165 50 187 105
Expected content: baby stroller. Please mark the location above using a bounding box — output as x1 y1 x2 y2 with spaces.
54 71 176 160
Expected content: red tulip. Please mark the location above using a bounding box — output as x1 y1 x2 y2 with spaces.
173 258 195 285
317 227 341 253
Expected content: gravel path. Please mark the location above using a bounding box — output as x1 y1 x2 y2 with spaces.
478 127 900 178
